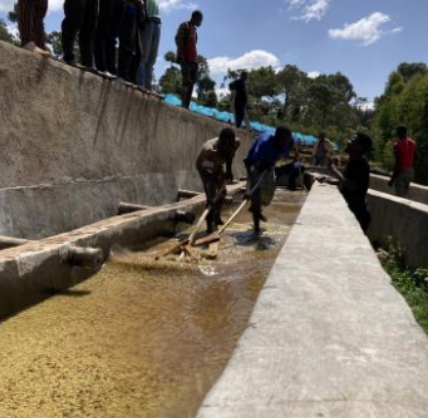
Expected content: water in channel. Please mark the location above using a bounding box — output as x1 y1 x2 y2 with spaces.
0 189 304 418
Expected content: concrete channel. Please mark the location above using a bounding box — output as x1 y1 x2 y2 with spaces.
0 187 305 418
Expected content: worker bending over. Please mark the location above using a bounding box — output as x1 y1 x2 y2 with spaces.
196 128 240 233
244 126 297 233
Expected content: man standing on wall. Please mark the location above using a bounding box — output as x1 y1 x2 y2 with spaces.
95 0 126 76
175 10 203 108
389 125 417 198
118 0 146 83
196 129 240 233
137 0 161 91
244 126 298 233
61 0 99 68
16 0 49 55
229 71 248 129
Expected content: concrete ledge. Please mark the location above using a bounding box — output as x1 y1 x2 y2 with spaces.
368 189 428 269
370 174 428 205
196 182 428 418
0 183 243 319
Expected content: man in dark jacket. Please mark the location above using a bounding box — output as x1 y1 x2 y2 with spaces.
329 133 372 233
229 71 248 129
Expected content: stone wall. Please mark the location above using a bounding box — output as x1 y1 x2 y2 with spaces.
368 189 428 269
370 174 428 205
0 41 254 239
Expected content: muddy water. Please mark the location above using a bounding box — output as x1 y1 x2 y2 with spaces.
0 190 304 418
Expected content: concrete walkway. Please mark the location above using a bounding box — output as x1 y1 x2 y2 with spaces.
196 182 428 418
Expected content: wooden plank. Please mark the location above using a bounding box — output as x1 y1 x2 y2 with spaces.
194 233 220 247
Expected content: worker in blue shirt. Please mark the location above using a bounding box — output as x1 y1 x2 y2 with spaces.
244 126 298 233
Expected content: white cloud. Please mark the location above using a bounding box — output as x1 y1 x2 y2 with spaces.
48 0 63 12
6 22 18 38
215 87 230 98
208 50 280 75
328 12 398 46
158 0 198 13
287 0 332 22
0 0 14 12
307 71 320 79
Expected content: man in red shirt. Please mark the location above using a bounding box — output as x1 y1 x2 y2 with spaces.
389 125 417 198
175 10 203 108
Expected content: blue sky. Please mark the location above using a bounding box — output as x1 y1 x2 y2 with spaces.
1 0 427 102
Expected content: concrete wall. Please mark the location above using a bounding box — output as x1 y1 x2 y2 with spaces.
196 182 428 418
0 41 254 239
368 190 428 269
370 174 428 205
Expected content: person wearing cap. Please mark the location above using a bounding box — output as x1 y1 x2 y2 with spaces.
196 129 241 233
137 0 161 91
244 126 297 233
329 132 373 233
389 125 417 198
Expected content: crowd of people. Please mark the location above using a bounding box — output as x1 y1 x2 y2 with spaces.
12 1 417 235
197 124 416 235
15 0 203 108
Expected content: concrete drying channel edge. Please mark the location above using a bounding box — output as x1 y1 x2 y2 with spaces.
0 182 246 319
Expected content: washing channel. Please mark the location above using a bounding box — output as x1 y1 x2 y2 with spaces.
0 189 305 418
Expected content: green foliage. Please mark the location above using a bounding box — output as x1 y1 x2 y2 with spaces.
159 67 182 95
383 244 428 336
373 62 428 184
0 18 15 44
45 31 63 57
158 53 371 144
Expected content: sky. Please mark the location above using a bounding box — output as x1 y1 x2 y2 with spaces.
1 0 427 102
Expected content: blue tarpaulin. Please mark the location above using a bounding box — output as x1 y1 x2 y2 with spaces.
163 94 338 149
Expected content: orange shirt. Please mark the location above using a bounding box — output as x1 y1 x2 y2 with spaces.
394 137 416 170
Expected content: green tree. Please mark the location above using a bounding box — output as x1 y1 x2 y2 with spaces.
397 62 428 83
0 19 15 44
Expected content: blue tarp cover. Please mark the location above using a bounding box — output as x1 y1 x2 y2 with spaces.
163 94 338 149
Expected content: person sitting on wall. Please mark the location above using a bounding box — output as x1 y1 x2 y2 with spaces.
328 133 373 233
196 128 240 233
389 125 417 198
17 0 50 56
244 126 298 233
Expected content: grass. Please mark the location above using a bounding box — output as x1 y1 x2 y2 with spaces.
382 245 428 336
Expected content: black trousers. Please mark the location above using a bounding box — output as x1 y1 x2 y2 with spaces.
62 0 99 67
235 100 246 128
95 0 124 73
181 62 198 108
118 11 141 82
